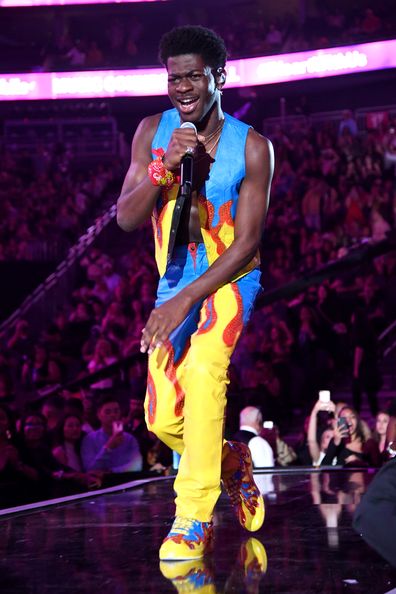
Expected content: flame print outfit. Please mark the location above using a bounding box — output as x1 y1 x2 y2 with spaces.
145 109 261 521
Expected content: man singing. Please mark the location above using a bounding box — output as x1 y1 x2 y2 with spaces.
117 25 274 561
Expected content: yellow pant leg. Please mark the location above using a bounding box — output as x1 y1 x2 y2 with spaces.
144 338 186 455
174 283 245 521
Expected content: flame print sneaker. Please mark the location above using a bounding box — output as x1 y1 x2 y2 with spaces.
159 559 217 593
159 517 214 561
239 537 268 593
221 441 265 532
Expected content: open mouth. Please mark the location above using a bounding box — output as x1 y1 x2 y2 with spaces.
177 97 199 113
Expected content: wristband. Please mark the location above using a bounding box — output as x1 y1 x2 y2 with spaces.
148 148 176 189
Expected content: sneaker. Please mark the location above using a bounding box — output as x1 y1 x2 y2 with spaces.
160 559 216 593
159 517 214 561
222 441 265 532
239 537 267 593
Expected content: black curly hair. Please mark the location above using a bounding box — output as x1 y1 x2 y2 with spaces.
159 25 227 70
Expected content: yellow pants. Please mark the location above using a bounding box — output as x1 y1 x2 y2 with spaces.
144 243 261 521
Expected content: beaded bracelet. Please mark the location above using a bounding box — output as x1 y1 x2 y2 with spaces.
148 148 176 189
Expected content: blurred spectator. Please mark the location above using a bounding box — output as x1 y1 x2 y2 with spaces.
233 406 274 468
383 126 396 170
338 110 358 137
146 438 172 473
52 413 102 488
65 39 86 67
79 389 99 433
307 399 336 466
265 23 283 50
87 339 118 391
321 405 377 467
364 410 391 466
85 41 104 68
52 414 84 472
371 208 391 242
260 422 297 467
41 395 65 436
0 404 40 506
361 8 382 35
301 178 322 231
17 411 61 481
81 395 142 473
21 344 62 391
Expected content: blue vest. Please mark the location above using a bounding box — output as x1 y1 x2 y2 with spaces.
151 108 260 279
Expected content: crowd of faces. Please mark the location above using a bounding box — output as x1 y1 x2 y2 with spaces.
1 2 396 74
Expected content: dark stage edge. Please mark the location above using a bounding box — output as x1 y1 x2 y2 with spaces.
0 470 395 594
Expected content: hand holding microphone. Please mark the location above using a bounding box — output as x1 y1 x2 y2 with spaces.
180 122 196 197
162 121 204 171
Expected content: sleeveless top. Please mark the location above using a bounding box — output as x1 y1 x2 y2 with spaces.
151 108 260 279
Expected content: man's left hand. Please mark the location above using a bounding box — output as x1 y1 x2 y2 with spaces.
140 292 193 354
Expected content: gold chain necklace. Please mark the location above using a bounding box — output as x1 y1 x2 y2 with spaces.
202 119 225 144
206 132 222 156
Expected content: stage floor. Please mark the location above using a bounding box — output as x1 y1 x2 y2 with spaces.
0 470 395 594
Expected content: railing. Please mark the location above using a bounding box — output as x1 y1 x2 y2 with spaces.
0 204 117 339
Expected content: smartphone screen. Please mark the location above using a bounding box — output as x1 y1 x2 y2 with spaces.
337 417 349 432
112 421 123 434
318 390 331 403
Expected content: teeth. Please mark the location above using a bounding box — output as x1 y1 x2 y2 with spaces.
180 98 196 105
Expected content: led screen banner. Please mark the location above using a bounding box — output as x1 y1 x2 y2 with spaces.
0 39 395 101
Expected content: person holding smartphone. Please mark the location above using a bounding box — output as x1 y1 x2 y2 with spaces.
321 405 376 467
307 392 336 466
81 395 142 473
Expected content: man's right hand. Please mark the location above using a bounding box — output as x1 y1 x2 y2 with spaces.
106 432 124 450
163 127 204 170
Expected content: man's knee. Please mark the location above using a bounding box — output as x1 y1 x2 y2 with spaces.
146 414 181 442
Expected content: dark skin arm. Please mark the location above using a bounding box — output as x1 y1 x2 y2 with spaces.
140 128 274 353
116 115 161 232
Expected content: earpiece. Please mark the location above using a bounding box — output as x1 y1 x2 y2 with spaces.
215 67 226 87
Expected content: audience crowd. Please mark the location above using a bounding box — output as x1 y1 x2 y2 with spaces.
0 148 122 261
0 101 396 505
234 109 396 421
1 2 396 73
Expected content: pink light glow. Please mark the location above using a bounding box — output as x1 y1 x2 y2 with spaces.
0 39 395 102
0 0 162 5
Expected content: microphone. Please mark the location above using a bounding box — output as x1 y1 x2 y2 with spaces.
180 121 197 133
180 121 197 197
